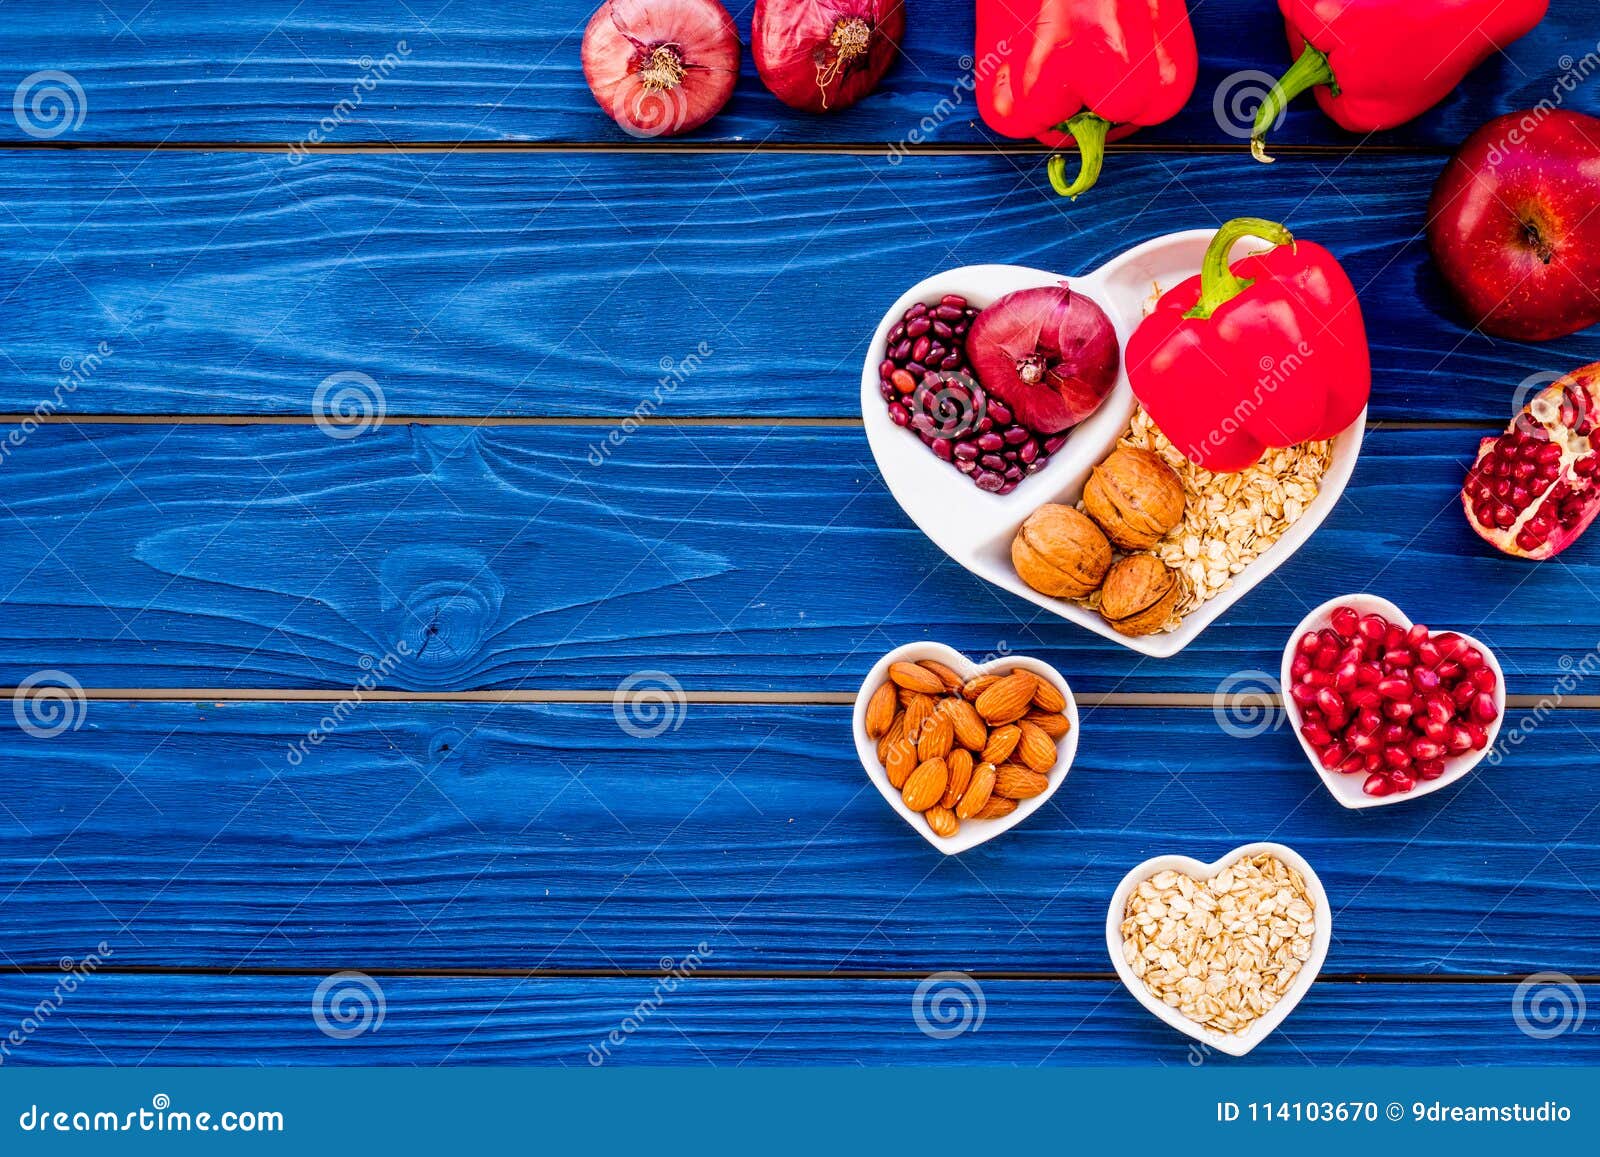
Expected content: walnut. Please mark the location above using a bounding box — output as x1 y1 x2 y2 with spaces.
1012 505 1112 598
1099 554 1183 637
1083 446 1186 550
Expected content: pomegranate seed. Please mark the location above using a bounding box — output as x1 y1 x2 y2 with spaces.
1363 752 1383 773
1363 773 1395 797
1436 660 1461 680
1417 759 1446 781
1466 722 1489 750
1316 687 1345 717
1412 667 1441 693
1356 661 1383 686
1382 648 1413 669
1356 614 1387 643
1425 694 1453 725
1416 640 1442 668
1338 644 1365 666
1376 677 1411 700
1389 769 1417 793
1447 724 1474 754
1289 681 1319 707
1317 741 1346 770
1406 623 1429 647
1470 667 1497 692
1305 669 1332 688
1334 662 1359 692
1382 745 1410 768
1338 753 1365 775
1314 645 1339 672
1330 606 1359 639
1383 698 1415 721
1290 654 1312 679
1349 687 1382 709
1302 722 1333 747
1451 681 1477 708
1460 646 1484 671
1349 730 1380 754
1471 692 1498 723
1410 738 1443 762
1356 707 1382 734
1420 718 1449 743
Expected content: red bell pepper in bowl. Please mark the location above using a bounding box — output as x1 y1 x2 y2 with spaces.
1252 0 1549 162
1126 218 1371 473
975 0 1197 199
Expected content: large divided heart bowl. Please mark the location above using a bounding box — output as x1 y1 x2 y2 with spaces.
860 229 1366 657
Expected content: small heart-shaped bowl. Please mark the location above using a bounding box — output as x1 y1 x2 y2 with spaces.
852 641 1079 854
1280 593 1506 810
1106 841 1331 1057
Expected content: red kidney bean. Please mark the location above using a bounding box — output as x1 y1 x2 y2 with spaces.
907 316 931 338
887 403 910 426
975 471 1005 492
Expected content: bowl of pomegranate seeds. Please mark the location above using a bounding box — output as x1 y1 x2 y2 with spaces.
1280 594 1505 809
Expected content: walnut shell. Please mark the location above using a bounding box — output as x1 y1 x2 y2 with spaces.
1098 554 1183 637
1012 505 1112 598
1083 447 1185 550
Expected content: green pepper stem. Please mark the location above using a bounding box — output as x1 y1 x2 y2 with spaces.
1183 217 1295 320
1046 113 1111 199
1251 46 1337 164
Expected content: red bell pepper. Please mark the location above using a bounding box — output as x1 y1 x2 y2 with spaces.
1126 218 1371 472
1252 0 1549 161
975 0 1197 198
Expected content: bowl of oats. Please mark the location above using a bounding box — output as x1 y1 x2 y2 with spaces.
1107 842 1331 1057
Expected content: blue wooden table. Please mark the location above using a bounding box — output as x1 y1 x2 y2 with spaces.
1 0 1598 1066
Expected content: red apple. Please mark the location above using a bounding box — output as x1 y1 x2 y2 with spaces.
1427 109 1600 342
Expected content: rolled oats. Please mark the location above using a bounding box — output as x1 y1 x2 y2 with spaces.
1120 852 1317 1037
1113 407 1334 626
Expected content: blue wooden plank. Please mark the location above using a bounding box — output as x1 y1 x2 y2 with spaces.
0 701 1594 974
0 974 1592 1065
0 0 1592 146
2 152 1596 419
0 423 1592 694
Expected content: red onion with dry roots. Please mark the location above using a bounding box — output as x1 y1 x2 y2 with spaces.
582 0 740 137
966 285 1120 435
753 0 906 113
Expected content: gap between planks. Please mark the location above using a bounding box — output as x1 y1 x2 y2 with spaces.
2 689 1595 710
0 140 1446 157
6 415 1492 431
0 964 1588 984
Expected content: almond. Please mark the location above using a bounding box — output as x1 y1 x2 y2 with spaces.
876 711 906 763
956 763 996 819
1016 721 1057 773
890 661 946 695
974 795 1017 820
993 764 1048 800
901 757 949 811
942 748 974 808
884 739 917 789
975 671 1036 724
1025 710 1072 740
917 659 965 692
1031 678 1066 714
903 695 936 746
864 681 897 739
924 805 959 839
962 673 1000 701
917 711 954 762
941 697 988 751
981 723 1022 766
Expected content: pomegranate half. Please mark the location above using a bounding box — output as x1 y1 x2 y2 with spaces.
1462 361 1600 560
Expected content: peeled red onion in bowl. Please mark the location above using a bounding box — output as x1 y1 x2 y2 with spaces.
967 285 1120 434
753 0 906 113
582 0 741 138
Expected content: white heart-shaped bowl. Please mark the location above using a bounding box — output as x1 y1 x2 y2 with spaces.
1280 593 1506 810
1107 841 1331 1057
852 641 1080 854
860 229 1366 657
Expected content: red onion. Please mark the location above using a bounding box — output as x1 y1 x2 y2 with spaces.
582 0 740 137
752 0 905 113
967 285 1120 435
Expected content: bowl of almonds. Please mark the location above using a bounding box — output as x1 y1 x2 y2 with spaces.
1107 842 1330 1057
853 641 1078 854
